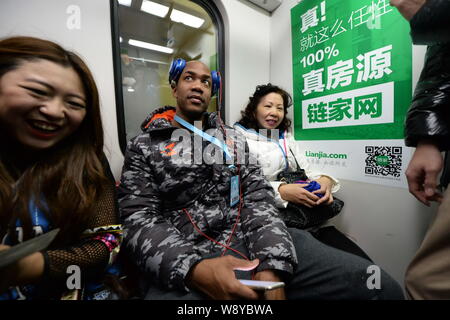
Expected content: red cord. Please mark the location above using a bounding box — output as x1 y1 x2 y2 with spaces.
183 204 256 279
182 207 248 261
218 71 223 108
216 71 227 145
195 72 255 278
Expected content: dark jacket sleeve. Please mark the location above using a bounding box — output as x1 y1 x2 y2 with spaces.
234 133 298 276
404 1 450 149
409 0 450 45
117 135 203 291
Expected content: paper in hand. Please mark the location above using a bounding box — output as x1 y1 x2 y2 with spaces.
0 228 59 269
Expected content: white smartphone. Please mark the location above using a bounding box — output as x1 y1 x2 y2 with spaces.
238 279 285 291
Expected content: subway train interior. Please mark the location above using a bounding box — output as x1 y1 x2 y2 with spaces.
0 0 441 300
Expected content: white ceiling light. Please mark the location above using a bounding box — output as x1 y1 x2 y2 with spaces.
129 56 169 65
128 39 174 54
140 0 170 18
170 9 204 29
118 0 132 7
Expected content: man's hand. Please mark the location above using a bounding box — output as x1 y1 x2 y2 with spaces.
313 176 334 206
186 256 260 300
253 270 286 300
406 140 444 206
390 0 426 20
278 184 320 208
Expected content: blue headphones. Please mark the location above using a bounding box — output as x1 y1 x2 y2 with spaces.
168 58 221 96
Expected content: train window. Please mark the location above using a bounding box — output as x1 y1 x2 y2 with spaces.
111 0 225 152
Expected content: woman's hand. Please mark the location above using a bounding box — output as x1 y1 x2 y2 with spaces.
0 245 12 293
313 176 334 205
0 246 45 294
278 184 320 208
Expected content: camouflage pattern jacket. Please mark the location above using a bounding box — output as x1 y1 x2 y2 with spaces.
118 106 297 291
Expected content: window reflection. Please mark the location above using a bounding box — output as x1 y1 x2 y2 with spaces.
116 0 219 141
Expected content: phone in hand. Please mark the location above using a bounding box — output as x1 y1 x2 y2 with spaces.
238 279 285 291
295 180 324 198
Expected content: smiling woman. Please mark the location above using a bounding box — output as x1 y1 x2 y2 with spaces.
235 84 342 209
0 59 87 150
0 36 122 300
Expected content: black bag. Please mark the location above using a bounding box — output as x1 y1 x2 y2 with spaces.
276 148 308 183
276 149 344 229
278 198 344 229
276 168 308 184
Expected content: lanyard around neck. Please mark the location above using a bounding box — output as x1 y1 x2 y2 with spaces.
174 114 232 160
276 130 288 171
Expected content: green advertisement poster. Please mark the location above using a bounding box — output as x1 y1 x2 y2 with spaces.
291 0 412 140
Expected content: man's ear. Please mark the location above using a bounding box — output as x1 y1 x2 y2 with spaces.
171 80 177 98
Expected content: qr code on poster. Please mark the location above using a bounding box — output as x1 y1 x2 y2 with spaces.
365 146 402 177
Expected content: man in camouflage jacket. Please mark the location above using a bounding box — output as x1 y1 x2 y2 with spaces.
118 61 404 300
118 61 295 299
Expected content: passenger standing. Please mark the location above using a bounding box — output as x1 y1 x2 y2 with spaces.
390 0 450 299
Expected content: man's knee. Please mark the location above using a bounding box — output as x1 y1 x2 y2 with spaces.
345 263 404 300
376 270 404 300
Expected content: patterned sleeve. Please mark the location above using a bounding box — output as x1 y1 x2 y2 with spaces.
117 136 203 291
234 133 298 276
